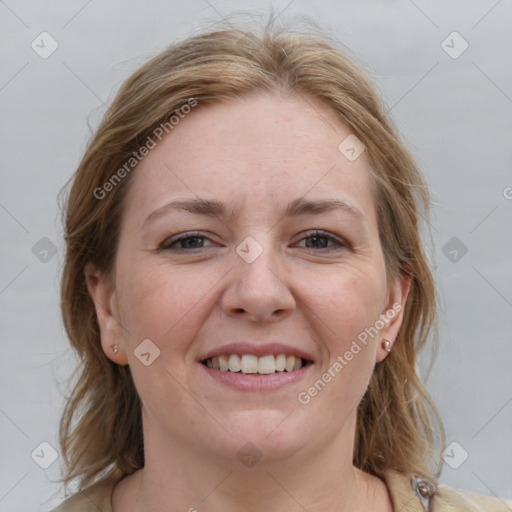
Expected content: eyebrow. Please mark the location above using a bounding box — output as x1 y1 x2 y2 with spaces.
143 197 364 227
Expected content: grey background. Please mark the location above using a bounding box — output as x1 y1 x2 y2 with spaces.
1 1 511 510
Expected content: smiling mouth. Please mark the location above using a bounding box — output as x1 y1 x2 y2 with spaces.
201 354 312 375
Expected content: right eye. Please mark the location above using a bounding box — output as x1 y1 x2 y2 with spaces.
159 232 216 251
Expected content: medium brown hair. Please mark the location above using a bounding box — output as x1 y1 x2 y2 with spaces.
59 23 444 492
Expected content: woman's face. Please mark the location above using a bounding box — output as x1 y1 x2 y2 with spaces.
89 93 409 467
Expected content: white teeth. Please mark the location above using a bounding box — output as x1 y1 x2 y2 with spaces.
228 354 241 372
204 354 305 374
258 355 275 374
241 354 259 374
275 353 286 372
219 355 229 372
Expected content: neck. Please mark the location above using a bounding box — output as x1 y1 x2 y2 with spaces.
112 415 390 512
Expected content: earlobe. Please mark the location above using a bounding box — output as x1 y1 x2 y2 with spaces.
375 272 412 363
84 263 128 365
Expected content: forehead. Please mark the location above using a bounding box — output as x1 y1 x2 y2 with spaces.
125 93 376 222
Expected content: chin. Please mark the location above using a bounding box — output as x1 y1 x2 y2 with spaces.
214 409 312 465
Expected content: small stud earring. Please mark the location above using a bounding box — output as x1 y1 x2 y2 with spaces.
112 344 119 355
383 339 392 353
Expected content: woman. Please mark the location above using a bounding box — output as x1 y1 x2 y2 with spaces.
52 25 511 511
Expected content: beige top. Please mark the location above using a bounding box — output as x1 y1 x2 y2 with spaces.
51 470 512 511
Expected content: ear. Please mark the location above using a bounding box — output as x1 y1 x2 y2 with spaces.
375 271 412 363
84 262 128 365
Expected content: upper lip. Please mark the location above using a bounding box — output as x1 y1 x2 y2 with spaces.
199 342 314 362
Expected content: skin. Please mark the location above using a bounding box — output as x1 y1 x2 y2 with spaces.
86 92 410 511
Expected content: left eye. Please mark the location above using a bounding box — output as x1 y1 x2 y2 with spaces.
295 231 345 250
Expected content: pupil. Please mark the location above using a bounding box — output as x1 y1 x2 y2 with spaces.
183 237 203 248
307 236 327 249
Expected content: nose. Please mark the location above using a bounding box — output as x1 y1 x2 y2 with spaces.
221 242 296 323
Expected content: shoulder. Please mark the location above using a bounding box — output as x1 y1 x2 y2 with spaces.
49 477 117 512
384 469 512 512
435 483 512 511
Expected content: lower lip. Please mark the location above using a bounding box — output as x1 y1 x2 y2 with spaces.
200 363 312 391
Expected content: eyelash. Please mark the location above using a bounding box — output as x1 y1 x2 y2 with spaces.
294 230 347 251
159 230 347 252
160 231 214 251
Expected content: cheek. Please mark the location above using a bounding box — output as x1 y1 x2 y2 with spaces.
115 259 219 357
303 263 386 348
114 261 221 414
296 265 385 403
